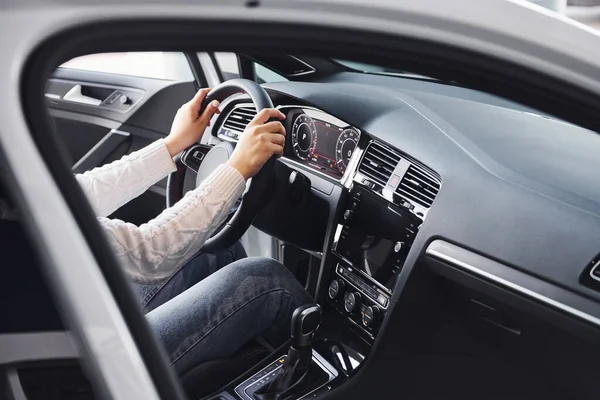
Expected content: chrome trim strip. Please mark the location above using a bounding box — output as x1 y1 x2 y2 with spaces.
426 241 600 329
589 260 600 282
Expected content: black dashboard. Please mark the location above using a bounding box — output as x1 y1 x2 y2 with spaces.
212 77 600 344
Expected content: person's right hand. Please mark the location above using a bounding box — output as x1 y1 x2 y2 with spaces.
227 108 286 180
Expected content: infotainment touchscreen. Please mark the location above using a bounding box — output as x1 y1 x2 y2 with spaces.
333 185 420 292
334 226 400 290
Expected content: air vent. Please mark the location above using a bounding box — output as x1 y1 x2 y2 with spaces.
223 106 256 133
358 142 401 186
396 165 440 208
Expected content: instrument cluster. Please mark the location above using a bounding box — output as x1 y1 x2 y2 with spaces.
284 107 360 180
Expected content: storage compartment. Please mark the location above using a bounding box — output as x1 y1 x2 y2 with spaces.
281 244 321 295
388 264 600 400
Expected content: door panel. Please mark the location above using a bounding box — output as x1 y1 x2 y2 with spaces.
48 67 198 223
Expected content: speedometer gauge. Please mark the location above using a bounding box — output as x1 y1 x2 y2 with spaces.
335 128 359 174
291 114 317 160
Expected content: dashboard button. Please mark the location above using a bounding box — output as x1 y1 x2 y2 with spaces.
377 293 388 307
328 279 346 300
344 292 362 313
363 305 380 328
343 210 354 221
362 179 375 189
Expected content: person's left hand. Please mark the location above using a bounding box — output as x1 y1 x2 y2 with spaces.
164 88 221 157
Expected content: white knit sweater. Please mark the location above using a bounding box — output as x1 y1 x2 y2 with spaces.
75 139 246 284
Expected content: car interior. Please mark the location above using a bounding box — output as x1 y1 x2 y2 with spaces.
3 44 600 400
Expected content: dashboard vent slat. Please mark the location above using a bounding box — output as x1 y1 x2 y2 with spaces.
358 142 401 186
360 164 389 185
222 106 257 133
396 165 440 208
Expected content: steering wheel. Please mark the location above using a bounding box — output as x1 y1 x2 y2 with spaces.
166 79 275 253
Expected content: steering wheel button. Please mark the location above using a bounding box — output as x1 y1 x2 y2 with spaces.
192 150 204 161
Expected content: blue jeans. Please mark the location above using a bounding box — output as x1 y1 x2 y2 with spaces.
133 249 312 375
135 243 248 313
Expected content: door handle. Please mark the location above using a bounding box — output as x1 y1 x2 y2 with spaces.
63 84 102 106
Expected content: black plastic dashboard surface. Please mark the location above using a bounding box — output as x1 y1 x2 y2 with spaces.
262 81 600 309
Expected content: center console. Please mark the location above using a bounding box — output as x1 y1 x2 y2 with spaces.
326 184 421 342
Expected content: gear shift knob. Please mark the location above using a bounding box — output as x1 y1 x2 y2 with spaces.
291 304 322 348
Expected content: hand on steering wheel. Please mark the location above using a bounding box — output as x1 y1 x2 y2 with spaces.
164 88 221 157
227 108 286 180
166 79 284 254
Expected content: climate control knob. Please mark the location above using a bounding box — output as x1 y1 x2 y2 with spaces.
362 305 381 328
328 279 346 300
344 292 362 314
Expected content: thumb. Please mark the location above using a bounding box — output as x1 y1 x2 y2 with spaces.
198 99 221 125
189 88 211 115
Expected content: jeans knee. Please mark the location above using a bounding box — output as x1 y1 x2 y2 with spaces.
228 257 290 280
222 257 311 303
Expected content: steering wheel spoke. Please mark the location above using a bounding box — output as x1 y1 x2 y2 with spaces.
180 144 212 173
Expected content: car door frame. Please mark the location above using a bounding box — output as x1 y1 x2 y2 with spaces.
3 2 600 400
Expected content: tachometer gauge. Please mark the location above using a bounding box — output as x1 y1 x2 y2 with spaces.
291 114 317 160
335 128 359 174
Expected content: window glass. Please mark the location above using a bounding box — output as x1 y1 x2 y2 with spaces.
214 52 240 80
60 52 194 81
254 63 288 83
213 52 288 83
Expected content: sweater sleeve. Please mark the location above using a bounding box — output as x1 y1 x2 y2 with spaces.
75 139 176 218
98 164 246 284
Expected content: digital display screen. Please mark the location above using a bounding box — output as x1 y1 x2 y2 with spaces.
309 120 339 165
332 185 420 293
287 108 360 179
334 226 399 291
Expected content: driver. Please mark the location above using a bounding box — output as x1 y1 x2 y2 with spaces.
75 88 312 375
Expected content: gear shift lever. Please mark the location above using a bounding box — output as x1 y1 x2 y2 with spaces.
254 304 322 400
291 304 322 348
